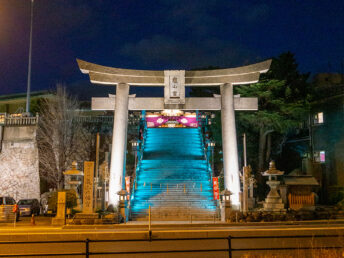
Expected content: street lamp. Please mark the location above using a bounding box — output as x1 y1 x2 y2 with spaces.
26 0 34 114
131 140 139 149
131 140 139 176
221 189 232 222
221 189 232 202
117 189 128 223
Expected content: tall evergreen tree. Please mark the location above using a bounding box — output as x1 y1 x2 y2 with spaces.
235 53 312 198
189 52 312 196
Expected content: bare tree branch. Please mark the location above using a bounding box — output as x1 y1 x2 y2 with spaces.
37 85 93 189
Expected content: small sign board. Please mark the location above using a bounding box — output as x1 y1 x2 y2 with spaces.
56 192 66 219
164 70 185 105
83 161 94 213
213 177 220 200
125 176 131 200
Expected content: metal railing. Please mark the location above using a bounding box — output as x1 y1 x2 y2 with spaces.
0 113 39 126
74 115 113 123
227 234 344 258
0 236 229 257
0 233 343 257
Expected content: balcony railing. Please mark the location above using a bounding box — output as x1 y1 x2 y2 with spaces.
0 113 39 126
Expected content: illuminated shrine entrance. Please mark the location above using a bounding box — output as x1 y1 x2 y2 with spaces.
77 58 271 212
146 110 198 128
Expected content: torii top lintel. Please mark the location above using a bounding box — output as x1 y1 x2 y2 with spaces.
77 59 271 86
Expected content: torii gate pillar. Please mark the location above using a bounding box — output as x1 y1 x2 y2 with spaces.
109 83 129 206
221 83 240 208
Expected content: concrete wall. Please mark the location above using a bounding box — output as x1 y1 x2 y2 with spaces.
0 125 40 201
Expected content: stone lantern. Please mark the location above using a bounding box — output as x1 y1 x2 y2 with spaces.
262 161 285 212
117 189 128 222
220 189 232 222
63 161 83 210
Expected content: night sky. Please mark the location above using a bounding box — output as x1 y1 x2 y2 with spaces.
1 0 343 97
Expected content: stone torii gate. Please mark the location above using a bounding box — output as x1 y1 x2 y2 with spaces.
77 59 271 209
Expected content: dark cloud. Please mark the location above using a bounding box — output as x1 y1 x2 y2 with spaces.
161 1 221 37
36 0 93 37
0 0 343 95
236 3 270 23
120 35 259 69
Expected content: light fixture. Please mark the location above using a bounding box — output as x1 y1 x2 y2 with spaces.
221 189 232 202
161 109 183 116
117 189 128 201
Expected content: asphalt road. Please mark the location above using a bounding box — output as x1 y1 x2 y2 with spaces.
1 217 344 257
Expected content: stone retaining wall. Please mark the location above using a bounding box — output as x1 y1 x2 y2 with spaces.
0 125 40 201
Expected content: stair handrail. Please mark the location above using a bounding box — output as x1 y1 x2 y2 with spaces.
129 123 147 216
198 126 215 188
198 126 207 160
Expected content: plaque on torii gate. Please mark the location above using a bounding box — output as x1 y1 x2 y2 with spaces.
77 58 271 209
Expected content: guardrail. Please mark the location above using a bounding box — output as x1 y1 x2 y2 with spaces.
228 234 344 257
0 234 343 257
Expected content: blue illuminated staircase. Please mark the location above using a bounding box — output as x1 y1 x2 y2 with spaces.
130 127 217 221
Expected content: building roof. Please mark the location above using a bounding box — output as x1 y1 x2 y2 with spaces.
0 91 54 104
284 176 319 186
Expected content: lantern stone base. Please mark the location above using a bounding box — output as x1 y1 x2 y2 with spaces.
262 179 286 212
263 198 286 212
221 201 232 222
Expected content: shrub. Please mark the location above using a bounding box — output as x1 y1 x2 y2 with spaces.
48 189 78 212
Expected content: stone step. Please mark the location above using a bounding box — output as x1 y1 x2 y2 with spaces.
131 208 217 215
131 211 218 221
131 127 216 221
134 188 212 191
132 197 214 201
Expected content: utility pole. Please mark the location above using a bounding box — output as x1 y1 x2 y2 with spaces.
26 0 34 114
94 133 100 211
242 133 249 213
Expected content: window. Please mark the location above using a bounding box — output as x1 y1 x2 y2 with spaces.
18 199 33 205
314 150 326 163
5 197 15 205
320 151 326 163
314 112 324 124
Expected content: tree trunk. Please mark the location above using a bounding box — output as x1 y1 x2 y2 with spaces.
257 128 274 200
258 128 274 172
58 180 64 190
57 168 64 190
258 127 266 173
266 133 272 163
